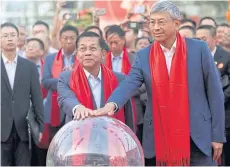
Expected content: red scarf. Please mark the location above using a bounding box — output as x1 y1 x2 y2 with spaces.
105 47 137 131
105 46 131 75
70 64 125 122
40 59 48 99
50 49 63 127
149 33 190 166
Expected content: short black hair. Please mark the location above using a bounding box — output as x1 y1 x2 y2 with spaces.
27 37 45 50
1 22 19 35
76 31 104 49
135 37 150 47
60 25 79 37
199 17 217 27
84 26 103 38
105 25 125 39
181 19 197 28
197 25 216 37
33 20 49 32
217 23 230 28
101 39 109 52
179 25 196 36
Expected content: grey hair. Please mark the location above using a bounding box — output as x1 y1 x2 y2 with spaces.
150 0 181 20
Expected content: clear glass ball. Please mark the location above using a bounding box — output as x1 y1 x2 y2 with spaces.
46 116 144 166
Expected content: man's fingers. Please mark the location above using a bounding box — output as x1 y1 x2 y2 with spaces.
213 149 218 161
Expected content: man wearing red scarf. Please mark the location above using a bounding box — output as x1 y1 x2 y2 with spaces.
93 1 226 166
42 25 78 142
57 31 135 130
105 25 144 134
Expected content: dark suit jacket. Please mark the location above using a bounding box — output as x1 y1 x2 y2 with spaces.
1 56 44 142
215 46 230 128
57 70 135 131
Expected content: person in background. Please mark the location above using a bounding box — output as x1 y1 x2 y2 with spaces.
24 38 48 166
179 25 196 38
125 27 139 53
135 36 151 51
105 25 144 141
1 22 44 166
93 1 225 165
180 18 197 29
16 25 27 57
216 23 230 52
32 20 58 53
84 25 103 37
199 16 217 28
34 32 53 58
217 23 229 47
42 25 78 143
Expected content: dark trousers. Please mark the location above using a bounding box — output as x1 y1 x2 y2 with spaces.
145 139 217 166
1 124 30 166
136 124 143 145
31 140 47 166
224 128 230 165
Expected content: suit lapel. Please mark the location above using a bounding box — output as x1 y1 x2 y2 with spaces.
12 56 23 95
214 46 222 62
1 58 13 94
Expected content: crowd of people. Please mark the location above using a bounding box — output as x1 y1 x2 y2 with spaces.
1 0 230 166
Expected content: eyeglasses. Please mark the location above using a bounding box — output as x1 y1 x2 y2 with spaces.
1 33 17 39
148 19 171 27
77 47 102 53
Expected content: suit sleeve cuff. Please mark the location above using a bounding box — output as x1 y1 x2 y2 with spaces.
109 102 119 113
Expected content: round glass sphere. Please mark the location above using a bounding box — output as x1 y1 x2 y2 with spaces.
46 116 144 166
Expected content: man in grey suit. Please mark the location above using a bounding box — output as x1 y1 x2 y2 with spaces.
93 1 226 166
57 31 135 130
1 22 44 166
42 25 78 140
105 25 145 135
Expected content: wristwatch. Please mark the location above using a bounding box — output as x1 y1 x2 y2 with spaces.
110 102 119 113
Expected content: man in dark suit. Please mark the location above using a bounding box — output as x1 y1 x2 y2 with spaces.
42 25 78 141
196 25 230 165
57 32 135 130
93 1 225 166
1 22 44 166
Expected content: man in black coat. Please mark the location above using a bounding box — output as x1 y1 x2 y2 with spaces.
1 22 44 166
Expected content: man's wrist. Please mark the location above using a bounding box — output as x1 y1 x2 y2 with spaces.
107 102 119 113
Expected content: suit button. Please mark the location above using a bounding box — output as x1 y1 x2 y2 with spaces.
12 100 15 103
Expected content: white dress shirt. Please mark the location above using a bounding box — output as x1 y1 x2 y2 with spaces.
72 68 102 114
160 39 177 75
2 53 18 89
62 49 74 67
211 46 217 57
83 68 102 109
111 52 123 73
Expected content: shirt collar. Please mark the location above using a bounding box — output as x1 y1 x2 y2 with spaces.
111 51 124 60
160 38 177 53
62 49 74 58
211 46 217 57
83 67 102 81
2 53 18 64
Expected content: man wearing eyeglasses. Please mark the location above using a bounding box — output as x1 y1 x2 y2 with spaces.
1 22 44 166
57 31 135 130
42 25 78 141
